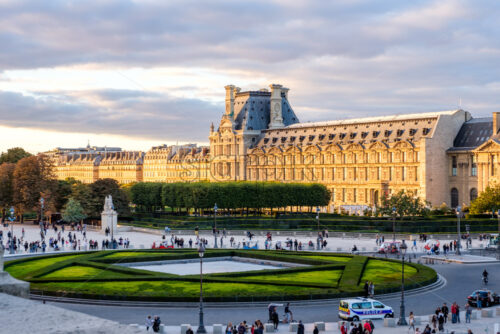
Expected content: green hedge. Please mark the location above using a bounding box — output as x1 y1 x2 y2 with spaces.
6 249 437 302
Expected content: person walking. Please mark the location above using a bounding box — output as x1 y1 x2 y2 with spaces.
297 321 304 334
340 322 347 334
145 315 153 331
313 324 319 334
284 303 293 323
271 308 279 330
363 281 369 298
437 311 445 332
408 311 415 332
465 302 471 323
369 282 374 298
442 303 449 323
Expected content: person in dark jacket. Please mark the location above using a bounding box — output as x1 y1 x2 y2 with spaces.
271 309 279 330
152 316 161 333
313 324 319 334
297 321 304 334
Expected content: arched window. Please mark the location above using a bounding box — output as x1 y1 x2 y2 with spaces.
470 188 478 203
451 188 459 208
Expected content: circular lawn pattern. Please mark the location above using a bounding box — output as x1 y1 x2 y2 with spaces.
5 249 437 302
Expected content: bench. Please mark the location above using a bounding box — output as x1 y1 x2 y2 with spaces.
213 324 223 334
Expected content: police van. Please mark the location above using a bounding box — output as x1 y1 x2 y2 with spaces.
338 297 394 321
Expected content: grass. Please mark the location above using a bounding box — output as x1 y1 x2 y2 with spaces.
237 269 343 286
40 265 135 279
5 255 81 278
360 259 417 285
7 250 436 302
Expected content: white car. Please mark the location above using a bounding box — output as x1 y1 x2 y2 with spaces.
339 297 394 321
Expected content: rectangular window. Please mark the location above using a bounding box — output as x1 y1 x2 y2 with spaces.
377 167 381 180
415 167 418 181
492 155 496 176
332 167 335 180
365 167 368 181
331 190 335 202
452 156 457 176
353 188 357 202
343 167 346 180
353 167 357 181
389 167 393 181
389 152 393 163
342 188 346 202
402 152 406 162
402 166 406 181
378 152 381 163
471 155 477 176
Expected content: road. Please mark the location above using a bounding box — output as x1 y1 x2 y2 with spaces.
48 261 500 326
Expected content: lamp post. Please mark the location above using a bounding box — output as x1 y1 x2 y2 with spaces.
8 207 14 254
316 207 320 233
497 209 500 260
196 243 207 334
397 240 408 326
456 206 461 256
392 207 396 241
213 203 218 249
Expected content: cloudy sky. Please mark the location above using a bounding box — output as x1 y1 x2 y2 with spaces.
1 0 499 153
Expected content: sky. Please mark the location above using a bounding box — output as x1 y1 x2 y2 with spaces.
1 0 499 153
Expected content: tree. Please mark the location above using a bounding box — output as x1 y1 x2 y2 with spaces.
13 154 54 221
0 147 32 164
470 184 500 214
378 190 428 218
0 163 15 220
62 198 87 223
87 178 130 217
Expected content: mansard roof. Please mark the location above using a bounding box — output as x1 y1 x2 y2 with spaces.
449 117 493 152
232 90 299 131
251 110 449 149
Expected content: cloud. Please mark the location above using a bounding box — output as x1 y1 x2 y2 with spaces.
0 0 499 148
0 89 220 142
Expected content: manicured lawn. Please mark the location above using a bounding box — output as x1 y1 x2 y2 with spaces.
8 250 435 302
31 280 328 298
6 255 81 278
238 269 343 286
41 265 135 279
360 259 417 285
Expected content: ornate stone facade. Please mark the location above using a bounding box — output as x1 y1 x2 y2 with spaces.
50 84 500 211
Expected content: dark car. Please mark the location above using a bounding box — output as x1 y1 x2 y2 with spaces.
467 290 500 307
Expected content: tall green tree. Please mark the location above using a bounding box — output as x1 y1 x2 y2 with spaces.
88 178 130 217
13 154 54 220
0 147 32 164
378 190 428 218
0 163 15 219
62 198 87 223
470 184 500 214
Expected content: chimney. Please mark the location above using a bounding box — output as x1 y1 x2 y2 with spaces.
493 112 500 135
268 84 284 129
224 85 236 117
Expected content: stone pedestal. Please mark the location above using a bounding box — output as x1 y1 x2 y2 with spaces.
101 195 118 236
0 271 30 298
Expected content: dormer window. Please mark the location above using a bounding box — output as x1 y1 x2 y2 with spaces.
339 133 346 140
299 136 305 142
328 134 336 140
384 130 392 137
318 134 325 140
290 136 296 142
272 138 278 144
423 128 431 135
372 131 380 138
309 135 315 141
361 132 368 138
409 129 417 136
263 138 269 144
281 137 287 143
397 129 404 137
349 132 357 139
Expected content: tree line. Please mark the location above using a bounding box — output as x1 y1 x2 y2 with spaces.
131 181 331 213
0 148 129 222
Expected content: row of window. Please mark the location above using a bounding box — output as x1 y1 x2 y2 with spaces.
450 155 498 177
450 188 478 208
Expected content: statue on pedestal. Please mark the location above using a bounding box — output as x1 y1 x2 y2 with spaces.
101 195 118 239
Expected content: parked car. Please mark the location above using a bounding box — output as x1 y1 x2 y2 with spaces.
467 290 500 307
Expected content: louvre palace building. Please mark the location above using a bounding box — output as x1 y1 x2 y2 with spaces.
47 84 500 213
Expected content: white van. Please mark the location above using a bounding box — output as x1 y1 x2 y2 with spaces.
339 297 394 321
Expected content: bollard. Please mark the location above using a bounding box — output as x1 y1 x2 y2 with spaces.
384 318 396 327
213 324 223 334
288 323 298 332
470 310 479 320
496 307 500 316
181 324 190 334
481 308 494 318
264 323 275 333
160 324 166 334
313 322 325 331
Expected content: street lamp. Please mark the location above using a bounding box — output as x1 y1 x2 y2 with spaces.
213 203 218 249
196 243 207 334
316 207 320 233
397 240 408 326
392 207 397 241
8 207 15 254
456 206 461 256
